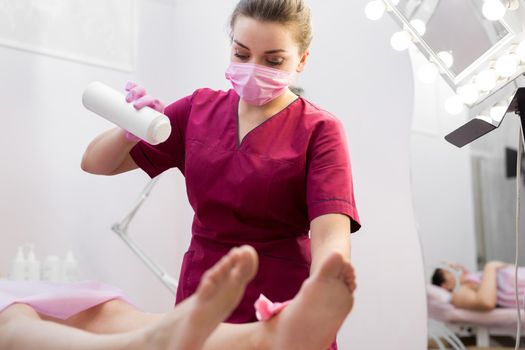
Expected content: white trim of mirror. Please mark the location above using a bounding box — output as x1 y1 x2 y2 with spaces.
383 0 524 114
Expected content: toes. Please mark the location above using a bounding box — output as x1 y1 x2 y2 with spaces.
232 246 258 280
341 262 357 292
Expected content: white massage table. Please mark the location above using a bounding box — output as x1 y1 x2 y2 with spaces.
427 285 525 347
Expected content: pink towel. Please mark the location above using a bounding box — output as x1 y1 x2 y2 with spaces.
464 267 525 308
254 294 291 321
0 280 133 319
496 267 525 308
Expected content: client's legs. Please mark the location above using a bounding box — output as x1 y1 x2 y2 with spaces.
201 252 356 350
73 251 356 350
0 245 258 350
67 253 356 350
42 298 164 334
267 252 355 350
0 303 140 350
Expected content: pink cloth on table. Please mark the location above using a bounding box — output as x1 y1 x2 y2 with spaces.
0 280 133 319
464 267 525 308
496 267 525 308
254 294 291 321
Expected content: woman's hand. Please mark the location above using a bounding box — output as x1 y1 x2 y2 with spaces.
448 263 469 274
486 260 510 270
125 82 166 112
123 82 166 142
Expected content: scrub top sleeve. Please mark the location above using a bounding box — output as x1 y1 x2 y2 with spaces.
130 90 198 178
306 118 361 233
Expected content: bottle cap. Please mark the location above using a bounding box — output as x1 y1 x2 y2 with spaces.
27 245 38 262
150 118 171 145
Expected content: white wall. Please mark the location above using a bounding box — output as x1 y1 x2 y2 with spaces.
0 0 426 348
300 2 426 349
409 52 478 277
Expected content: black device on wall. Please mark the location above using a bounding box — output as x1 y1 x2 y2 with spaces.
506 147 525 185
445 88 525 149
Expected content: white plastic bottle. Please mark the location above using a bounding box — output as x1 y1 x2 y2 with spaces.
9 246 27 281
82 81 172 145
61 250 78 282
42 255 62 282
26 245 41 281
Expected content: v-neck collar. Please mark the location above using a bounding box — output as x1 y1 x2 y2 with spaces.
235 94 300 149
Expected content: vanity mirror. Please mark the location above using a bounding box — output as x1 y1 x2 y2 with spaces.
365 0 525 115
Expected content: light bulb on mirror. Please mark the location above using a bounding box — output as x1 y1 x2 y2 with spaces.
482 0 506 21
457 84 480 105
409 19 426 36
495 53 519 78
445 95 465 115
490 104 508 123
365 1 386 20
418 62 438 84
474 68 499 92
437 51 454 69
390 31 412 51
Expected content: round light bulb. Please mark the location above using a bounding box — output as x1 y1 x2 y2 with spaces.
445 95 465 115
495 53 519 78
474 68 499 92
410 19 426 36
490 104 507 123
365 1 386 20
390 31 412 51
516 40 525 62
437 51 454 69
482 0 506 21
457 84 480 105
418 62 438 84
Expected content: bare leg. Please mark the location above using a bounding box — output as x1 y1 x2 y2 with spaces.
83 251 356 350
201 252 356 350
0 245 259 350
42 298 164 334
29 250 354 350
0 303 141 350
139 245 259 350
267 252 355 350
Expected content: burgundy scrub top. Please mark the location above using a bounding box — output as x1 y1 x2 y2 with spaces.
130 88 361 324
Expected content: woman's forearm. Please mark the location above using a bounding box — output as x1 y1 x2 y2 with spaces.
310 214 351 274
81 128 139 175
476 264 499 309
311 233 350 274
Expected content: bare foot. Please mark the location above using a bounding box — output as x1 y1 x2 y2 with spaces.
140 245 258 350
267 252 356 350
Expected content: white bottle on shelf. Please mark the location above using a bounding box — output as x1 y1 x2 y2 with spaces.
26 245 41 281
62 250 78 282
9 246 27 281
42 255 62 282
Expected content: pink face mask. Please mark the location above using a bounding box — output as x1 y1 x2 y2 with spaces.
225 62 294 106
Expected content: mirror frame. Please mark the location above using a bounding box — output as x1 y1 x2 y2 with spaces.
384 0 524 110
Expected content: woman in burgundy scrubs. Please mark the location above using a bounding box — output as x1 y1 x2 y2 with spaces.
82 0 360 348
